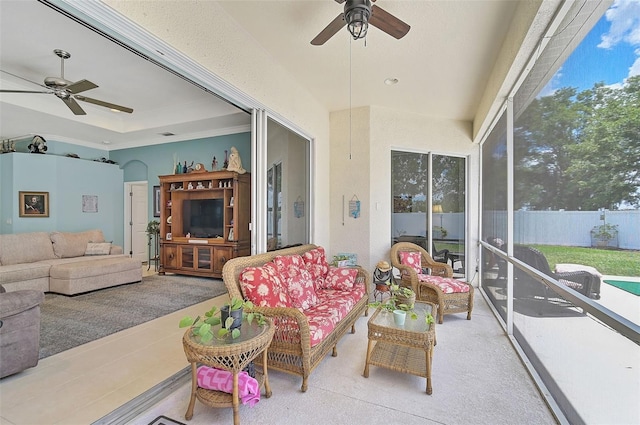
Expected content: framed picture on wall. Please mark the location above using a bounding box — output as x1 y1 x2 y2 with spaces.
153 185 161 217
19 191 49 217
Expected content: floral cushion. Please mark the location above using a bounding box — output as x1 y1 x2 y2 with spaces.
284 268 319 310
418 274 470 293
302 247 329 282
239 262 292 308
304 286 365 347
322 267 358 290
399 251 422 274
273 254 306 279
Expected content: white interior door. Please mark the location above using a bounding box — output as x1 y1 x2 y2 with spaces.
125 181 148 263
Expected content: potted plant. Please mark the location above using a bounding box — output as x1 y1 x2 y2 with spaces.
369 285 435 326
332 254 351 267
432 226 448 239
146 219 160 235
590 223 618 247
179 297 265 341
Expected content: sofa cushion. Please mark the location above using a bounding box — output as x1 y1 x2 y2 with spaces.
239 262 291 308
50 230 105 258
0 232 56 266
49 256 138 280
418 275 470 293
0 262 51 284
285 268 319 310
304 286 366 347
85 242 112 256
321 267 358 291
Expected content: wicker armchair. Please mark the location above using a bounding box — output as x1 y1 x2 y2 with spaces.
390 242 473 324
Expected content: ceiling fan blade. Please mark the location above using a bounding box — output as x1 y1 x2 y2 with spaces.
74 95 134 114
0 89 51 94
65 79 98 94
311 13 346 45
0 69 49 90
369 5 410 39
61 96 86 115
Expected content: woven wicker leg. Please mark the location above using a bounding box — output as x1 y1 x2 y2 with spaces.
301 376 308 392
425 349 432 395
363 339 374 378
262 349 272 398
185 363 198 420
232 373 240 425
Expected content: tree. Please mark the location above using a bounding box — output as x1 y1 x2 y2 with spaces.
512 77 640 210
567 76 640 209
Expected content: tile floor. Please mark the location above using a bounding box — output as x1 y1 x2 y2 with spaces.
0 267 558 425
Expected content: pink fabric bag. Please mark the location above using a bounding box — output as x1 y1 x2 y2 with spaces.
196 366 261 406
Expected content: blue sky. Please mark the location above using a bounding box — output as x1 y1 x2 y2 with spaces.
543 0 640 95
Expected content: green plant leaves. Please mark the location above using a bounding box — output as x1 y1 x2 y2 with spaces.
179 316 196 328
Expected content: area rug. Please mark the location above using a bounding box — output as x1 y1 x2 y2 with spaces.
603 279 640 296
39 274 227 359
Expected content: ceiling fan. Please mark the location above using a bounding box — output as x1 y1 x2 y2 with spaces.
311 0 410 45
0 49 133 115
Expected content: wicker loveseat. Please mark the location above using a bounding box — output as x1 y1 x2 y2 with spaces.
222 244 370 392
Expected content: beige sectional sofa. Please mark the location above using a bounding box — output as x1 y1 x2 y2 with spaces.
0 230 142 295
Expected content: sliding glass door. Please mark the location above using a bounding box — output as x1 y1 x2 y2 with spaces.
391 151 466 277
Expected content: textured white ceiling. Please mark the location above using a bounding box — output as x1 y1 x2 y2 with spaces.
0 0 519 149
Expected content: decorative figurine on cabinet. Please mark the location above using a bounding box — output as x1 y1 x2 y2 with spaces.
223 150 229 169
226 146 246 174
211 156 218 171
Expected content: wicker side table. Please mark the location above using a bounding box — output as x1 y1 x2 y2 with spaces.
363 302 437 394
182 319 275 425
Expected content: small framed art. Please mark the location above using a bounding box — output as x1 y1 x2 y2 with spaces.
153 186 161 217
19 191 49 217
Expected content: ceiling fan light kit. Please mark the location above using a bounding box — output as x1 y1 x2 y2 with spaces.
311 0 410 45
345 0 371 40
0 49 133 116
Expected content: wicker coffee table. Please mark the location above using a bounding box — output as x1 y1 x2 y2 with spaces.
363 302 437 394
182 319 275 425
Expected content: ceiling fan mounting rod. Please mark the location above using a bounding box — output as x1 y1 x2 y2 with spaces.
54 49 70 79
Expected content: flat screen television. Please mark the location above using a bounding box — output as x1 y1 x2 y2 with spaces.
182 198 224 238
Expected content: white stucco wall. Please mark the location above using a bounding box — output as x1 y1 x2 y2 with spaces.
331 105 480 277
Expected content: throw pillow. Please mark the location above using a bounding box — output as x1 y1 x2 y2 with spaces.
399 251 422 274
285 268 319 310
322 266 358 290
239 262 291 308
84 242 112 256
273 254 305 279
302 247 329 282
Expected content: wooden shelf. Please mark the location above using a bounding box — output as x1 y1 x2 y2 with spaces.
158 170 251 278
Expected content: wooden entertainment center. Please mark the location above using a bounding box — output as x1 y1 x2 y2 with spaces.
158 170 251 278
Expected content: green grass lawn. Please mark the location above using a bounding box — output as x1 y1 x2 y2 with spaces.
531 245 640 277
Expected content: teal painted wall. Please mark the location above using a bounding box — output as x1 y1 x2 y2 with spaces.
110 132 251 219
0 134 249 244
0 152 124 245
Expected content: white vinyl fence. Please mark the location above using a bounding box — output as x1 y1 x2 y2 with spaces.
394 210 640 250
